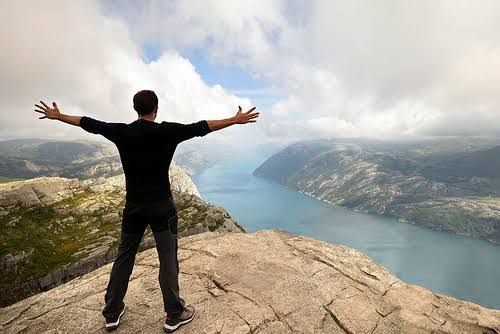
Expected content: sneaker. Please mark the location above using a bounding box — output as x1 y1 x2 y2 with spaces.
164 305 195 332
105 305 126 331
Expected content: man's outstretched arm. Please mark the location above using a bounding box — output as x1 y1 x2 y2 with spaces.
206 106 259 131
34 100 121 142
163 106 259 144
34 101 82 126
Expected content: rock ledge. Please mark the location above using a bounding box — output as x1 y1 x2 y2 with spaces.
1 230 499 334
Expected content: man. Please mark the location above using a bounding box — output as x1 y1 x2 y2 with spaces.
34 90 259 332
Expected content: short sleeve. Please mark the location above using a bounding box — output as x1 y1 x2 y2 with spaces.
80 116 122 143
161 120 212 144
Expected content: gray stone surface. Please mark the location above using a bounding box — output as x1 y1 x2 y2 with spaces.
1 230 498 334
0 177 80 207
169 160 202 198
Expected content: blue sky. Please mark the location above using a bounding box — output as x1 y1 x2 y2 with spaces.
142 42 284 111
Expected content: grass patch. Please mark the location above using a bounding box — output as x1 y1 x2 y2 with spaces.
0 176 25 183
0 188 124 279
470 196 500 204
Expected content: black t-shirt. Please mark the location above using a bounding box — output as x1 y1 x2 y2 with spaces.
80 116 211 203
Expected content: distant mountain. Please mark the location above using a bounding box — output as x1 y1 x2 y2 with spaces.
0 138 221 180
254 138 500 243
422 145 500 181
0 138 121 180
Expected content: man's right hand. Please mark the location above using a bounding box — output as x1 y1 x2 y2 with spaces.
205 106 259 132
34 101 61 120
232 106 259 124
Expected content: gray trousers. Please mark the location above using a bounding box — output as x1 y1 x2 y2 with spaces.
102 199 186 320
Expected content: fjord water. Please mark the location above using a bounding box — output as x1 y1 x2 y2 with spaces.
191 151 500 310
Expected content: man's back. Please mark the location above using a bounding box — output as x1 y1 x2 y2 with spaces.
80 116 211 203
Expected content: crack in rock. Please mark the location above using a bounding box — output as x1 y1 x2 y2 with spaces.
1 302 37 326
225 287 261 308
229 308 252 333
212 278 227 292
284 241 373 290
375 305 398 318
179 247 218 258
381 280 399 297
267 302 296 333
322 303 352 334
215 319 226 334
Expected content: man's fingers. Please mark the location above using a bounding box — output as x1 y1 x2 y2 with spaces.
40 101 50 109
34 109 45 114
238 106 242 112
53 102 58 109
248 120 256 123
248 113 259 119
35 104 47 111
38 116 46 119
246 107 256 114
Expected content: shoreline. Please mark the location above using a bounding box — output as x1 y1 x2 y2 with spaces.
295 188 500 246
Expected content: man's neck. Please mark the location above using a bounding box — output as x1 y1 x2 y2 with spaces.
138 115 155 122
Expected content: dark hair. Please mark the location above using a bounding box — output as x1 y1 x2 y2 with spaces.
133 90 158 115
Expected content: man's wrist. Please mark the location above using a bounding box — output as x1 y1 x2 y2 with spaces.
228 116 237 125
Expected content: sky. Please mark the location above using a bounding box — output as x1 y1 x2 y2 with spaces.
2 0 500 150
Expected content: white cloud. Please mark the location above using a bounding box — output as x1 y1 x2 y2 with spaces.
3 1 500 144
105 0 500 139
0 0 256 146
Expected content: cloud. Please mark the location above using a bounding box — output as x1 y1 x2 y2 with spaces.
3 1 500 144
105 0 500 139
0 0 256 145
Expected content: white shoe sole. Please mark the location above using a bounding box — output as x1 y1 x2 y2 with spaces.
105 307 126 330
163 312 195 332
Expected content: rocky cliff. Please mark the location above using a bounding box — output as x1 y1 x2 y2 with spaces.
175 150 214 176
0 230 498 334
0 163 242 307
169 160 202 198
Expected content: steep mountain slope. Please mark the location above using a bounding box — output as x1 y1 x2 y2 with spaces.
0 230 498 333
254 139 500 243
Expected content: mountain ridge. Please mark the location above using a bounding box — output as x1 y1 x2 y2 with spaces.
253 139 500 243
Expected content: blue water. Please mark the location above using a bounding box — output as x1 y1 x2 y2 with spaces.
191 151 500 310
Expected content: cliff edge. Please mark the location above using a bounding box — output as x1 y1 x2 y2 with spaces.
1 230 499 334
